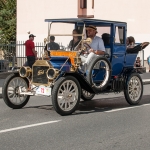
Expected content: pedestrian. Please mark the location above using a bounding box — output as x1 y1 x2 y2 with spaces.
24 51 38 66
24 34 37 68
135 57 141 67
147 55 150 72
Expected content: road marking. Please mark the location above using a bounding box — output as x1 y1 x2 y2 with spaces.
105 103 150 113
0 120 61 134
143 79 150 82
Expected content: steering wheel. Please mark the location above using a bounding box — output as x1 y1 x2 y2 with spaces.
83 43 91 49
78 43 90 56
78 38 92 55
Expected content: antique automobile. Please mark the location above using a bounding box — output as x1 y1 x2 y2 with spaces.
2 18 149 116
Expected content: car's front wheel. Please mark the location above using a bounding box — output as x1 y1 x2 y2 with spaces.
52 76 81 116
2 74 30 109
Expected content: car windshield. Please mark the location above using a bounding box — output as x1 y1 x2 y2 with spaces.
48 23 84 50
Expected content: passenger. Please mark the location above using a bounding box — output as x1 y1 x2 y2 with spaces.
135 57 142 73
80 25 105 71
68 29 81 50
44 36 60 56
127 36 135 48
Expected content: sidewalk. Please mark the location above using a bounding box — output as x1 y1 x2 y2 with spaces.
0 72 150 98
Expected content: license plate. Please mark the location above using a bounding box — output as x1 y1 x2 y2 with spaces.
36 86 51 96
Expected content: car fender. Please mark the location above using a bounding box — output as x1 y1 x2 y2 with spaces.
64 72 95 94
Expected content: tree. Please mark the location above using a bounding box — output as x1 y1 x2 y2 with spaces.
0 0 16 43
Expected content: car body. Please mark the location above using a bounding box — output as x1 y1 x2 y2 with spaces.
2 18 149 115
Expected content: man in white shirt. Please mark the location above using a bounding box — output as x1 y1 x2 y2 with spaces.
80 25 105 70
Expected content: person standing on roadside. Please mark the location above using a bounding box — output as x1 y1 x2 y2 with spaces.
147 55 150 72
25 34 37 68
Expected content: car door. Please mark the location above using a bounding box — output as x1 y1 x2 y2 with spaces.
111 24 127 76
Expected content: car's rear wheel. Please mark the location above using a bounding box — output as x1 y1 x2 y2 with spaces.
52 76 81 116
124 73 143 105
2 74 30 109
81 89 95 101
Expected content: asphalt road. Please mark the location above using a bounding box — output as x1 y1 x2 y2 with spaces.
0 84 150 150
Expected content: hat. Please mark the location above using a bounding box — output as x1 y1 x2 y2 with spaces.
29 34 36 38
86 25 97 31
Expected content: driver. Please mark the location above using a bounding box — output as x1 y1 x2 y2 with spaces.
80 25 105 70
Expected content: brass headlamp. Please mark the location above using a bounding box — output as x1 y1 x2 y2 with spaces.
46 68 59 80
19 66 32 77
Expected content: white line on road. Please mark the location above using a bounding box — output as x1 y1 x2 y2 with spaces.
0 120 61 134
143 79 150 82
105 103 150 113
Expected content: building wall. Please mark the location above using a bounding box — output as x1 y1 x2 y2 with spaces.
94 0 150 59
17 0 150 59
17 0 78 42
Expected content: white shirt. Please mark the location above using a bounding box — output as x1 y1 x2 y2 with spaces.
90 36 105 51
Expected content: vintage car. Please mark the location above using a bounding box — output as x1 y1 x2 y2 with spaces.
2 18 149 116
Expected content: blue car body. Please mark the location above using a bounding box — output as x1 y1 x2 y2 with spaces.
46 18 138 83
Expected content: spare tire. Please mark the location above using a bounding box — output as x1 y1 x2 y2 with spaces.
86 56 111 92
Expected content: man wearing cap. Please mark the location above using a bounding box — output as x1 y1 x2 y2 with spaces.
25 34 37 68
80 25 105 70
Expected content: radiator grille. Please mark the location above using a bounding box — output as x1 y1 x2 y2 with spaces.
32 66 49 84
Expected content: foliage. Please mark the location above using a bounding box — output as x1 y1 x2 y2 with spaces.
0 0 16 43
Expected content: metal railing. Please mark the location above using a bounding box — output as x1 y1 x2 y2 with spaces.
0 41 45 71
16 41 45 67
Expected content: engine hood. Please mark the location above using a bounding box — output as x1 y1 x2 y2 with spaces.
50 56 71 71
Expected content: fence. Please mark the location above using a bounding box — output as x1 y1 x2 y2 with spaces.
0 41 45 71
16 41 45 67
0 41 145 72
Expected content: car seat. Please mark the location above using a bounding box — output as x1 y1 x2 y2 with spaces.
102 33 110 45
102 33 111 57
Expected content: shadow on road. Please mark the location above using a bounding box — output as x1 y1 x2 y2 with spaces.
21 95 150 115
22 105 54 111
73 95 150 115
